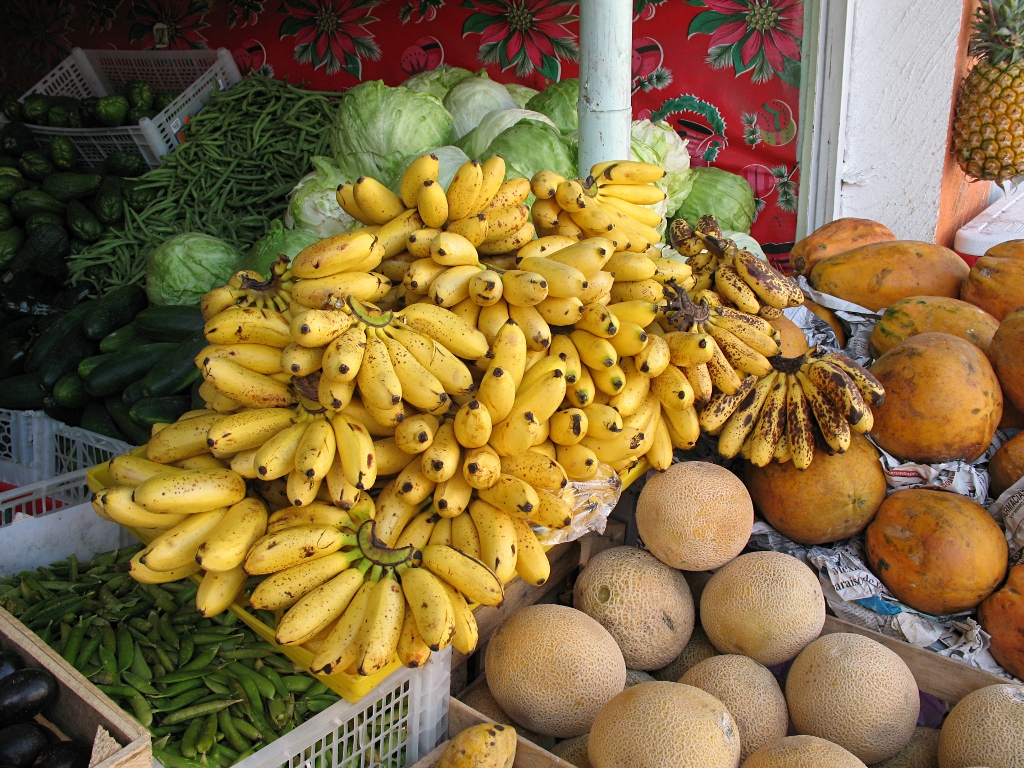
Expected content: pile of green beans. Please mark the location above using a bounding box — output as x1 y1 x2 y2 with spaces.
66 76 340 295
0 545 355 768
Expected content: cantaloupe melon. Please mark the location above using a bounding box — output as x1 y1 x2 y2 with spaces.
700 551 825 666
485 605 626 738
680 654 788 761
937 684 1024 768
873 727 941 768
635 462 753 571
740 735 868 768
653 626 718 681
785 633 919 763
573 546 694 670
458 683 555 750
551 734 591 768
587 681 740 768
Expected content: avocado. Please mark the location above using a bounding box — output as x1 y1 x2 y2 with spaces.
0 669 57 723
0 723 52 768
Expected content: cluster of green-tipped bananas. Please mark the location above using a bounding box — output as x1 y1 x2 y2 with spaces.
671 215 804 319
700 349 885 468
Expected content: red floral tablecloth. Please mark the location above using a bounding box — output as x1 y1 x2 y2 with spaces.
0 0 802 260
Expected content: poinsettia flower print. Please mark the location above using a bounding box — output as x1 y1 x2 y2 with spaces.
461 0 579 81
228 0 265 28
688 0 803 86
129 0 212 49
278 0 383 78
86 0 125 34
10 0 74 72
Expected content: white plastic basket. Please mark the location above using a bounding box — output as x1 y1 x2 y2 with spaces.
17 47 242 169
162 647 451 768
44 419 134 478
0 409 43 488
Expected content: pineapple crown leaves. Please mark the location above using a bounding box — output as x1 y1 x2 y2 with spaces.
969 0 1024 65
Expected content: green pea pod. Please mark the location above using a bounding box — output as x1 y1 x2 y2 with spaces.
204 678 230 696
177 631 194 667
97 644 119 684
216 709 249 753
152 748 206 768
281 675 314 694
195 713 218 755
257 666 291 699
130 641 153 681
226 661 277 700
158 688 209 713
122 670 158 696
230 715 261 742
180 645 220 671
155 668 209 686
161 699 241 727
179 718 203 760
116 628 134 672
74 632 103 671
62 623 86 665
158 614 179 649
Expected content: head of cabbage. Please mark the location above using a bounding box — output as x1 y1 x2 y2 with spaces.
443 77 520 140
402 66 479 100
456 108 558 160
673 166 756 234
146 233 243 306
242 220 319 279
330 81 454 187
630 120 693 223
482 122 577 187
285 156 356 239
526 78 579 134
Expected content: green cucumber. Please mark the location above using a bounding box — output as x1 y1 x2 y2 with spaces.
53 372 94 409
134 305 204 342
0 372 47 409
121 379 146 406
38 327 97 389
99 323 144 353
84 342 177 397
81 285 147 341
129 396 191 427
104 396 150 445
43 396 80 427
139 331 205 398
78 352 115 379
24 301 96 373
81 402 127 442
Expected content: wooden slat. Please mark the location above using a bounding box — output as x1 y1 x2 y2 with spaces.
820 615 1006 703
936 0 989 249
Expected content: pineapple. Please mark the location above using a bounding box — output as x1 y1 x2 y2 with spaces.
953 0 1024 181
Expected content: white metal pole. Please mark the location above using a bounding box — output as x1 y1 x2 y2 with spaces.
577 0 633 176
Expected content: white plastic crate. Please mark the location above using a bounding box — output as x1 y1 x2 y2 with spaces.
17 47 242 169
0 409 43 488
0 468 92 528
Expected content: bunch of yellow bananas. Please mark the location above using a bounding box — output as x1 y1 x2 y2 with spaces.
670 215 804 319
700 349 885 468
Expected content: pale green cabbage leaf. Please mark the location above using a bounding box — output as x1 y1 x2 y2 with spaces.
443 78 519 140
146 233 242 306
285 156 356 240
457 109 558 160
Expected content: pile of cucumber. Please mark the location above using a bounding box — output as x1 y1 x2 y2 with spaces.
0 286 206 444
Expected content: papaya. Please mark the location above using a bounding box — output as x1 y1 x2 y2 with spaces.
1001 398 1024 429
865 488 1008 615
790 217 897 276
767 314 809 357
960 239 1024 320
808 241 969 311
989 430 1024 498
803 298 846 346
989 306 1024 413
869 333 1002 464
977 564 1024 679
744 431 886 545
869 295 999 358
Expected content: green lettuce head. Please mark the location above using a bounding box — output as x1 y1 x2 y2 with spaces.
443 77 520 140
146 233 243 306
481 122 577 187
504 83 539 108
525 78 579 134
629 120 693 223
457 109 558 160
402 66 478 100
674 166 756 234
330 81 454 187
285 156 356 239
243 220 319 279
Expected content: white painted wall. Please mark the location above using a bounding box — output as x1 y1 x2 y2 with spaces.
836 0 963 240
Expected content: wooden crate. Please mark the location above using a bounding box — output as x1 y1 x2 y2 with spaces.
0 608 151 768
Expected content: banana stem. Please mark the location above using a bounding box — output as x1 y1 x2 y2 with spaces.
347 296 392 328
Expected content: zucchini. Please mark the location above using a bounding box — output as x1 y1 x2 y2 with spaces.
99 323 144 353
23 300 95 372
0 372 47 409
80 402 127 442
53 372 94 409
78 352 115 379
121 379 146 406
42 173 103 203
81 284 147 341
139 331 205 398
38 327 97 389
103 396 149 445
190 378 204 410
134 305 204 341
129 396 191 427
84 342 176 397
